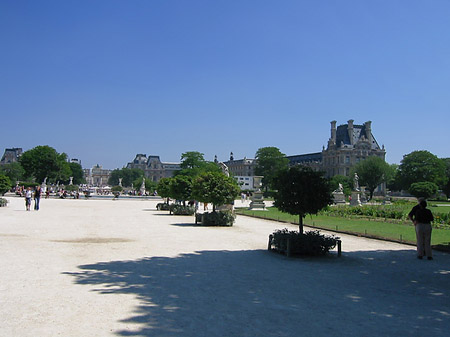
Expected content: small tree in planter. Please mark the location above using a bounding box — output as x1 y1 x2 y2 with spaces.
157 178 172 209
192 172 240 225
273 166 333 234
167 175 195 215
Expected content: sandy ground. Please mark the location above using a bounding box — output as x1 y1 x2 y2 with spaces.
1 196 450 337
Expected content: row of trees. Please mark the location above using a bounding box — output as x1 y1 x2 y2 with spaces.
156 152 240 211
253 147 450 200
0 146 85 192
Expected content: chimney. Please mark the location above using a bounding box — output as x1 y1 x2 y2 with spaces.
330 120 337 143
347 119 354 145
365 121 373 145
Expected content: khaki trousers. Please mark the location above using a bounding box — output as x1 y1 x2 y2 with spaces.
415 223 432 257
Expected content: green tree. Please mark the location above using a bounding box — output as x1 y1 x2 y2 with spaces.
441 158 450 198
68 162 85 185
0 174 11 195
169 175 193 206
329 175 352 196
409 182 438 199
108 168 144 187
254 147 289 191
397 151 447 192
19 146 71 183
0 162 25 183
350 156 390 200
157 177 173 203
177 151 220 177
273 166 333 234
192 172 240 212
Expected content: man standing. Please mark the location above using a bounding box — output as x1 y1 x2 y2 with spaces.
409 199 434 260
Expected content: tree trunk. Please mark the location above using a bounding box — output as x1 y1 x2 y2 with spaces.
299 214 304 234
213 204 216 212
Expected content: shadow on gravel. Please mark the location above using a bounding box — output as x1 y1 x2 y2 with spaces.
65 249 450 337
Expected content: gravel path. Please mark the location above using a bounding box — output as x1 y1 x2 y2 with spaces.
1 196 449 336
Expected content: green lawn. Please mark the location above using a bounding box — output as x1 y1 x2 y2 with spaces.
236 207 450 246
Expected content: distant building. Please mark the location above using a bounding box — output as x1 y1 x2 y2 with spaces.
287 120 386 177
0 148 23 165
83 165 111 187
126 154 181 182
223 152 257 177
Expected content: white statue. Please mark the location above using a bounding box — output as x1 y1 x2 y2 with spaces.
218 162 230 177
354 173 360 191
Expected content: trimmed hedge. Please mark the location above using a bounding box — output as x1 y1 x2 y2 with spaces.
270 228 339 256
156 203 170 211
196 211 235 226
169 204 195 215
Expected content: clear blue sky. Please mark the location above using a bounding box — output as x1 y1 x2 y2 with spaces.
1 0 449 169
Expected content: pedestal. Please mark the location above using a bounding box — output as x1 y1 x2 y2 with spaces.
249 191 265 210
332 192 346 204
350 191 361 206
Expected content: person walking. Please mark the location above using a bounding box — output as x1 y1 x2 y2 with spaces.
25 187 32 211
411 200 434 260
34 185 42 210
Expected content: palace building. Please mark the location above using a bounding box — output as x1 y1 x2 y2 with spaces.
287 120 386 177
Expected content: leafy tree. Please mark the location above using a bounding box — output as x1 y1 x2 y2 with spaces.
108 168 144 187
157 178 173 203
386 164 400 191
68 162 85 185
442 158 450 198
273 166 333 234
177 151 220 177
192 172 240 212
255 147 289 191
180 151 206 169
329 175 352 196
397 151 447 191
350 156 390 200
0 174 11 195
409 182 438 199
0 162 25 183
19 146 71 183
169 175 193 206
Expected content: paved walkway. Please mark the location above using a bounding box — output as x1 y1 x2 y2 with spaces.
1 196 449 336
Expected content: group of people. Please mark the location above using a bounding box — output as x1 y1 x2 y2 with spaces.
24 186 41 211
409 198 434 260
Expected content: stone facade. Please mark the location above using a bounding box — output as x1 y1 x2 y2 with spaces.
0 148 23 165
287 120 386 178
126 154 181 182
223 152 257 177
83 165 111 187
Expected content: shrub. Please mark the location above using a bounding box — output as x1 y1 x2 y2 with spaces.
169 204 195 215
0 175 11 195
156 203 171 211
270 228 339 256
0 198 8 207
197 211 235 226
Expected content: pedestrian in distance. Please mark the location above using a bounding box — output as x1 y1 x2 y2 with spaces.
25 187 32 211
409 199 434 260
34 185 42 210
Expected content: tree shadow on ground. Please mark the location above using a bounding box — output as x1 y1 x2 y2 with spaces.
64 249 450 337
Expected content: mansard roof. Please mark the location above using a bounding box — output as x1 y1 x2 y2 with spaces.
335 123 381 150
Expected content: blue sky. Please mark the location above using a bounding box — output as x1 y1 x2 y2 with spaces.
1 0 449 169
